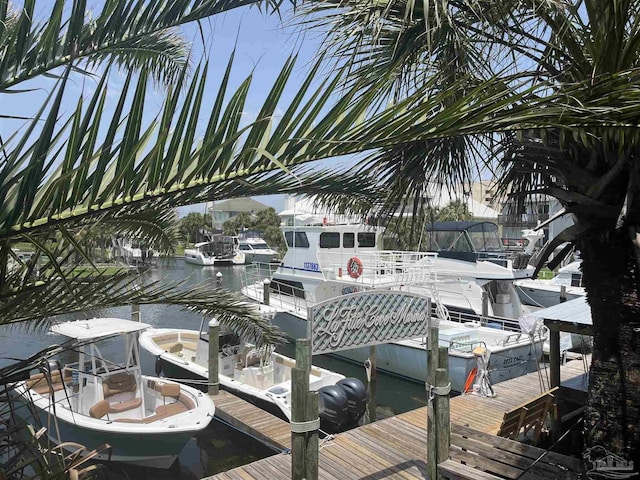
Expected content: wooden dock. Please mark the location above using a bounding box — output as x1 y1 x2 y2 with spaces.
447 354 590 434
206 407 582 480
205 356 589 479
212 390 291 452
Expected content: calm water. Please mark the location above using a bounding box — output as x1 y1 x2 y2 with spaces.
0 259 427 478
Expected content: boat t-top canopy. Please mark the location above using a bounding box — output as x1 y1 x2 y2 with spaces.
51 318 150 340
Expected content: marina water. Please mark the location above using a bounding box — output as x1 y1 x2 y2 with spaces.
0 259 428 478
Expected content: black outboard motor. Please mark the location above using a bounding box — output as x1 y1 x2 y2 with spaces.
337 377 367 426
317 385 349 433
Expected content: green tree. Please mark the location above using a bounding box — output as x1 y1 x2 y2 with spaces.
223 212 254 235
180 212 212 244
436 201 473 223
298 0 640 466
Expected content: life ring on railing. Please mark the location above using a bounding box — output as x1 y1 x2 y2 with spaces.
463 367 478 394
346 257 363 279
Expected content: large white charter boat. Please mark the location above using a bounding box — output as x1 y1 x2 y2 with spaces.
241 221 546 392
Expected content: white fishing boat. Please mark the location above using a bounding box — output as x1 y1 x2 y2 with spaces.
184 235 237 266
233 237 280 265
515 260 585 308
241 221 546 391
14 318 215 468
139 321 366 432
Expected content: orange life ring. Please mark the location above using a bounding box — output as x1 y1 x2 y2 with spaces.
463 367 478 394
346 256 363 279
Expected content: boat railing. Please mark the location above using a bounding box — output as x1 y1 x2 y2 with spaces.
439 306 523 332
316 250 438 286
241 262 314 311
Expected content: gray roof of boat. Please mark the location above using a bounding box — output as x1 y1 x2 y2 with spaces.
532 296 592 326
425 221 498 231
51 318 151 340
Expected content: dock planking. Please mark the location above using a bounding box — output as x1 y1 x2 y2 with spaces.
206 356 589 479
211 390 291 452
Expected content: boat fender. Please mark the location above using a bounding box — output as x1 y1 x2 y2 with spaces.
346 257 363 279
155 356 163 376
463 367 477 394
336 377 367 424
318 385 349 433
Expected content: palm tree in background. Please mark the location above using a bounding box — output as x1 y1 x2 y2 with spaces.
298 0 640 466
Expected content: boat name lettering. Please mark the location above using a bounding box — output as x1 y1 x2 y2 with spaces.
303 262 320 271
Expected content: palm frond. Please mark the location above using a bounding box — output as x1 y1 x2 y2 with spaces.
0 270 284 348
0 0 288 89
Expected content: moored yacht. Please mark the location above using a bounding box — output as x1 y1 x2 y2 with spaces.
233 237 280 265
184 235 238 266
515 260 585 308
241 221 546 391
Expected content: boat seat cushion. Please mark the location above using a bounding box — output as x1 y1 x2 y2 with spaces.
89 400 111 419
156 383 181 398
27 368 73 394
108 397 142 413
114 401 190 424
103 373 136 397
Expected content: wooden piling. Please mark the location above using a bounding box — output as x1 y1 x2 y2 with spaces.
427 326 439 480
305 391 319 480
435 367 450 465
291 339 318 480
131 303 140 322
208 318 220 395
549 329 561 388
263 278 270 306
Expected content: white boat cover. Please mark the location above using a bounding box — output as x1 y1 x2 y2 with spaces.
50 318 150 340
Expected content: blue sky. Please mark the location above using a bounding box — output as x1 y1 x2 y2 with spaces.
176 6 327 216
1 3 339 217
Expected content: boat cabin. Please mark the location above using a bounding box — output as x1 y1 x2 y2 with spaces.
425 221 509 266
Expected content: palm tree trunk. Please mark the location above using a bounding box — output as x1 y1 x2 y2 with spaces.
579 228 640 469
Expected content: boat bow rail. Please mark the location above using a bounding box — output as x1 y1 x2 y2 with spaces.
316 250 439 287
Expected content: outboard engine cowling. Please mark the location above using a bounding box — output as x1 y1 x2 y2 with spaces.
318 385 349 433
337 377 366 425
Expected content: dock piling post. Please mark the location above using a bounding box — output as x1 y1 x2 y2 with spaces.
131 303 140 322
427 326 439 480
263 278 271 306
435 366 451 466
560 285 567 303
208 318 220 395
291 339 318 480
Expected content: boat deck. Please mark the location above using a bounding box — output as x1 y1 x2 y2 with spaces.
205 355 590 479
212 390 291 452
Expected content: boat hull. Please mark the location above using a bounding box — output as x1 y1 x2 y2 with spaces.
270 311 542 392
33 407 191 468
516 284 583 308
183 253 215 266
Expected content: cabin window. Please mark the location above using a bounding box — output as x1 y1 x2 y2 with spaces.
343 233 355 248
320 232 340 248
239 245 251 251
358 232 376 248
571 273 582 287
284 231 309 248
